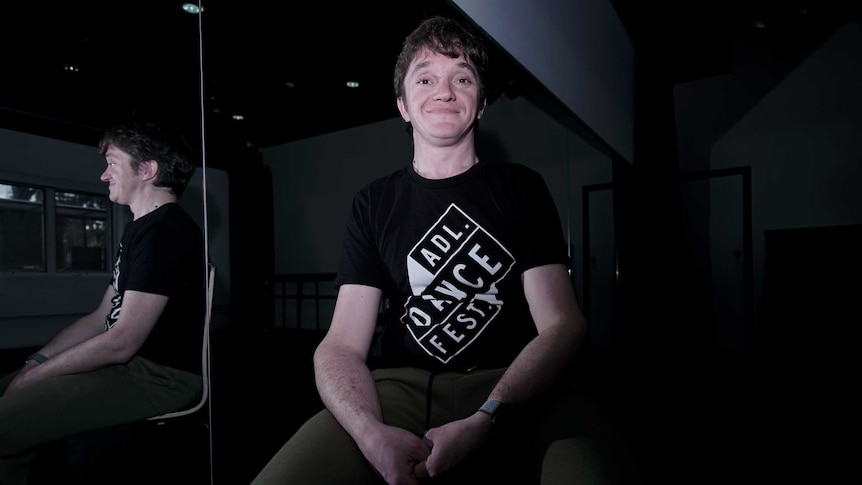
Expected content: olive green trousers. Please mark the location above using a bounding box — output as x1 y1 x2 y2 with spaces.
252 366 638 485
0 356 201 485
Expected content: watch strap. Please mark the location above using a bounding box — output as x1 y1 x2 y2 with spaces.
26 353 49 364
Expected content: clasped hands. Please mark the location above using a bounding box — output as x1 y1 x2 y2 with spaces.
363 412 492 485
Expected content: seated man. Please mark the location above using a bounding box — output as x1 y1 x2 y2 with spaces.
0 121 207 484
252 15 637 485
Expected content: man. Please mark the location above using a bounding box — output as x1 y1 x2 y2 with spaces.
253 16 632 484
0 121 207 484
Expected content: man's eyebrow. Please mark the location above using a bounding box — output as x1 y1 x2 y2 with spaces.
411 60 432 73
410 60 477 76
456 62 478 76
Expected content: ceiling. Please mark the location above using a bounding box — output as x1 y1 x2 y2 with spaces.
1 1 857 171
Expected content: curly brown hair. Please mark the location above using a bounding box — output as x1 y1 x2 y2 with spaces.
99 121 197 198
393 16 491 110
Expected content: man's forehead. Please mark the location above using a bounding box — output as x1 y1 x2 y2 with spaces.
105 144 131 160
410 48 472 71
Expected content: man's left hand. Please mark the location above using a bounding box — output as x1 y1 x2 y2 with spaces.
413 411 493 479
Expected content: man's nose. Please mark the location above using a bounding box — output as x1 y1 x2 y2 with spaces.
433 82 454 101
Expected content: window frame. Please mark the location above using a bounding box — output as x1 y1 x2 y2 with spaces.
1 179 115 275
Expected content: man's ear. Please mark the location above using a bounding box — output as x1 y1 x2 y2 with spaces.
397 97 410 122
140 159 159 181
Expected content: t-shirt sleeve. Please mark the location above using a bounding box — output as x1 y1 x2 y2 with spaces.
514 166 570 271
334 188 390 290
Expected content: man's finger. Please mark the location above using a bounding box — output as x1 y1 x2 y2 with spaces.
414 460 430 479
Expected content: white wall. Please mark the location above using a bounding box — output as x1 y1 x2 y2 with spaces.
263 117 411 274
674 22 862 345
0 128 105 191
453 0 636 164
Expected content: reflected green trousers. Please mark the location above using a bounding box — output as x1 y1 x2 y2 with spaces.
0 357 201 485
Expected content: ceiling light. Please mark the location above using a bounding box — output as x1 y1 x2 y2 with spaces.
182 3 203 14
64 64 80 72
232 115 244 121
346 81 360 88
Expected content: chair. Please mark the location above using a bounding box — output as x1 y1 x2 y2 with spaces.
138 262 216 484
147 262 216 422
32 264 217 485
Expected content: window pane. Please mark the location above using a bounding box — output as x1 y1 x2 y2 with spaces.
55 191 109 211
56 190 110 272
0 183 46 271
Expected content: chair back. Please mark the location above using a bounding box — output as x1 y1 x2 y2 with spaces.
147 263 215 421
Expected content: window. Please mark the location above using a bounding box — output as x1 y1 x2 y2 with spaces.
55 191 111 272
0 183 44 271
0 182 111 273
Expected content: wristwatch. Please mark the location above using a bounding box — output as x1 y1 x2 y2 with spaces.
478 399 510 425
26 353 48 365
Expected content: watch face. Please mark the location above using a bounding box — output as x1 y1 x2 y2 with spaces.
480 400 506 424
480 399 499 414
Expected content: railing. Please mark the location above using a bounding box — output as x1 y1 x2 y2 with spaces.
272 273 337 330
270 273 388 360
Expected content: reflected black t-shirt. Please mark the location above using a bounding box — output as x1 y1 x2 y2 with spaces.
108 203 206 374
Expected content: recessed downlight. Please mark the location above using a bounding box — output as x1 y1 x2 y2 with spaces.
182 3 203 14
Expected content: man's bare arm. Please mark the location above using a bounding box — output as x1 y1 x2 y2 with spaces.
487 263 588 405
6 288 167 394
314 284 432 484
313 284 383 441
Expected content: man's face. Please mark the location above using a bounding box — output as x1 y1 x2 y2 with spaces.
397 48 485 146
100 145 141 205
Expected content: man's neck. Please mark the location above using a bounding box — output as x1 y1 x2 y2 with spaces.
412 138 478 180
130 192 177 220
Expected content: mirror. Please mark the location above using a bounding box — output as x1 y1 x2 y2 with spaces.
0 1 209 346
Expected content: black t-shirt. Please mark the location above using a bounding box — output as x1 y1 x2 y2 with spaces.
336 161 568 371
108 203 206 374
